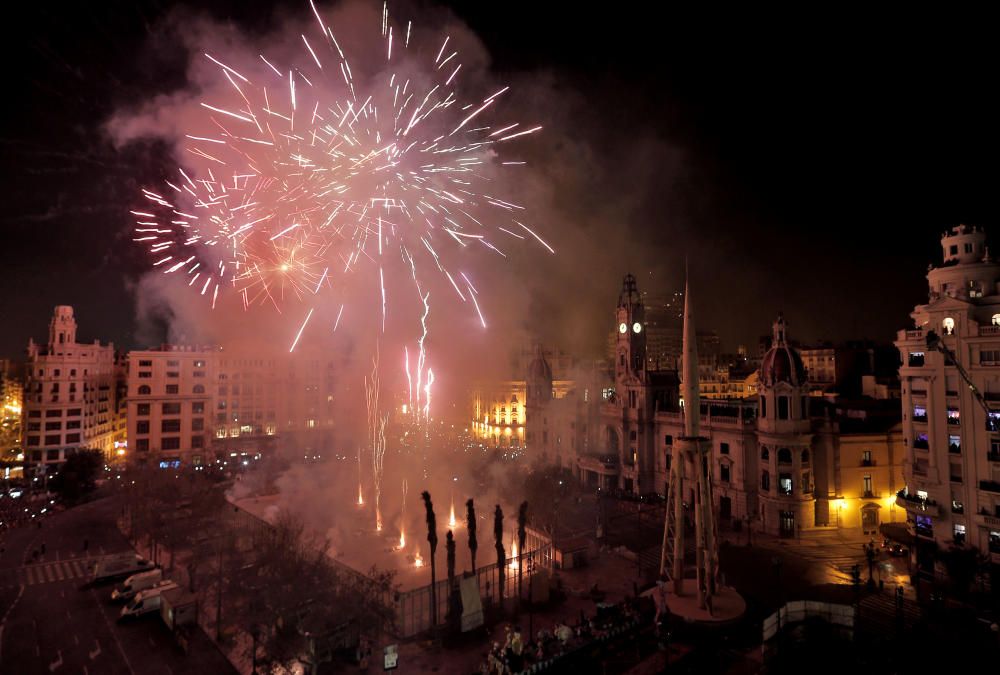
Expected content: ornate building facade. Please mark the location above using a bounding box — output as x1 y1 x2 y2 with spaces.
895 224 1000 580
578 275 905 537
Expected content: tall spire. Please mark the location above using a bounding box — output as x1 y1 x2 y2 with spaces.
682 272 699 438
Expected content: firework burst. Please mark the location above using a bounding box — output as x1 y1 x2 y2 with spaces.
131 0 551 350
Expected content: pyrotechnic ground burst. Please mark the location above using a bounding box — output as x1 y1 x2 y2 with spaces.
131 0 551 352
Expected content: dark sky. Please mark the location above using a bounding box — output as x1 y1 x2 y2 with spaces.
1 1 998 359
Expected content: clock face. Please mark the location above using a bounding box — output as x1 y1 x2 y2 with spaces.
633 322 642 334
619 322 628 334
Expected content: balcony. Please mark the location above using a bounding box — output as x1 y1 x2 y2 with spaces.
896 489 939 515
976 510 1000 530
980 480 1000 494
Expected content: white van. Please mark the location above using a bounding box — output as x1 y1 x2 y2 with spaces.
111 569 164 602
90 554 157 584
119 581 179 620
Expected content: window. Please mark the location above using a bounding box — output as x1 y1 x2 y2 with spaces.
194 360 205 368
862 450 872 466
27 422 40 431
45 409 62 417
193 384 205 394
629 430 637 441
778 396 789 420
28 410 41 418
45 421 61 431
664 435 673 446
912 404 927 421
913 433 929 449
47 449 60 461
916 515 933 538
137 403 150 416
161 419 181 433
778 474 793 495
54 369 60 377
954 524 966 545
947 408 960 425
990 531 1000 554
720 464 730 483
949 435 961 453
138 371 152 379
135 439 149 452
801 449 809 464
165 385 179 395
138 360 152 367
166 360 179 367
44 434 60 445
908 351 925 367
162 403 181 415
192 418 204 431
138 385 151 395
863 474 873 496
761 448 769 461
27 436 40 447
161 437 181 450
167 371 179 378
943 317 955 335
136 421 150 434
949 245 958 255
629 390 637 408
760 470 770 491
760 396 767 418
778 448 792 464
720 442 730 455
192 402 205 414
982 350 1000 364
65 433 80 443
191 436 204 449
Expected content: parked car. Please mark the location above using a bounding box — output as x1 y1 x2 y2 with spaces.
888 543 908 557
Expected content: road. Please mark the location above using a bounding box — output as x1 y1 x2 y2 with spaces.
0 495 236 675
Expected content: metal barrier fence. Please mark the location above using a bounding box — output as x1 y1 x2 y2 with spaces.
394 543 554 638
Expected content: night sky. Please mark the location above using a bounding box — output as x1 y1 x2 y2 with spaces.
1 2 998 359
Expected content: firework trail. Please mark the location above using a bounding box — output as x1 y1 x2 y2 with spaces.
399 477 407 548
356 445 364 505
131 0 551 352
365 351 387 531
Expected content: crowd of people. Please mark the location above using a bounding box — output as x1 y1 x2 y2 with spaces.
478 596 650 674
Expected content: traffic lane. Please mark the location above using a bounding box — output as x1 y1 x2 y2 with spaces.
3 575 236 675
1 578 132 675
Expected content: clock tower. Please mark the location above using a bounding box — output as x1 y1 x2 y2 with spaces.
615 273 646 383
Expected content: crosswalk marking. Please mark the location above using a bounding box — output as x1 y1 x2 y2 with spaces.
5 557 95 586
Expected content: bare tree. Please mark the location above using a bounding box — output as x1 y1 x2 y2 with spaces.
517 501 528 606
494 505 505 603
466 498 478 574
421 491 439 630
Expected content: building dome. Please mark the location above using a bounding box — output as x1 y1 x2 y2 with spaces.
527 344 552 382
760 315 806 387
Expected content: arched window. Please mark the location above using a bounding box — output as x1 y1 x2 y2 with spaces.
760 396 767 418
193 384 205 394
778 448 792 464
138 385 151 395
761 448 769 461
801 449 810 464
761 470 770 491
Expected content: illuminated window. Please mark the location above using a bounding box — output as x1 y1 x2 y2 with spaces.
943 317 955 335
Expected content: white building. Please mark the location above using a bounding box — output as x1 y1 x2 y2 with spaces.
22 306 120 475
895 224 1000 579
